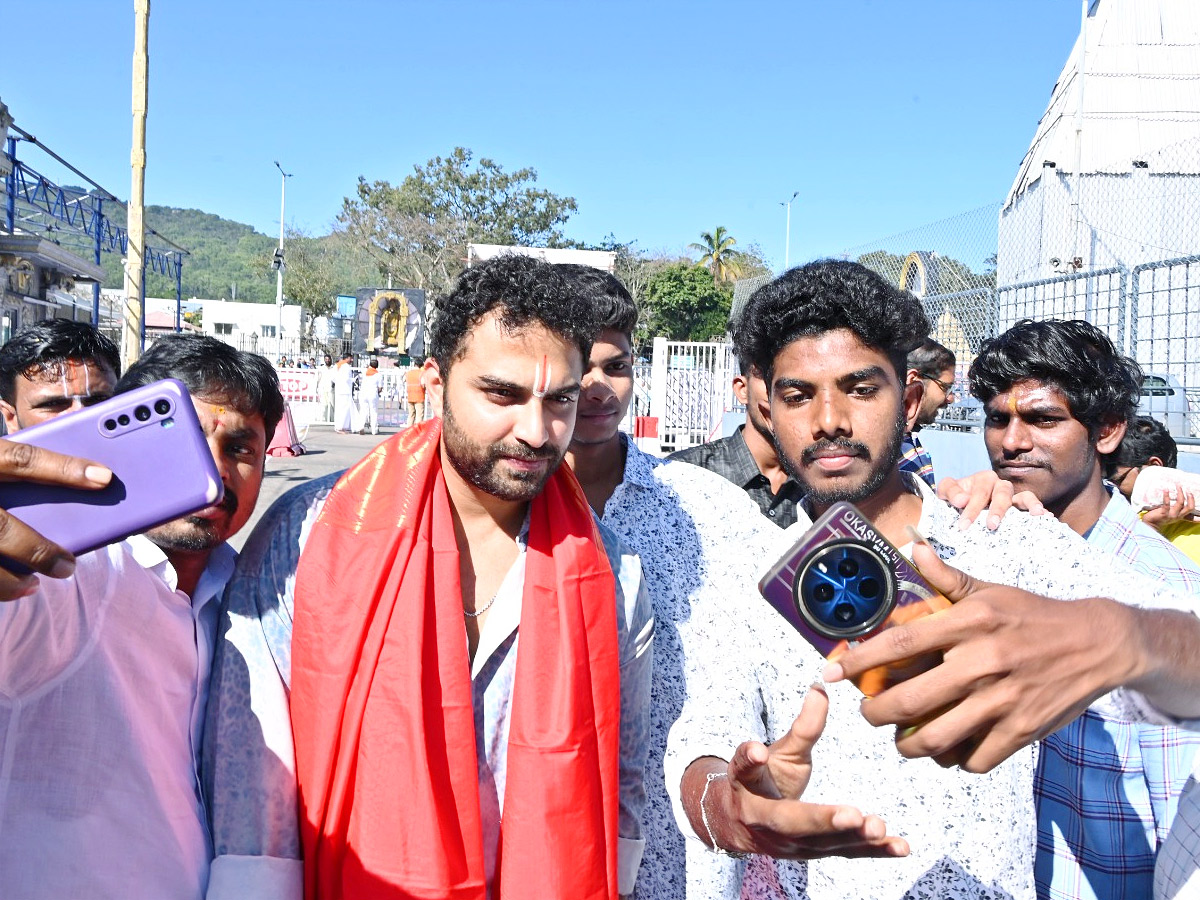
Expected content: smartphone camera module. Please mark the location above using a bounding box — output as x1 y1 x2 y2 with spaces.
153 398 172 416
134 405 151 422
103 418 118 432
793 539 896 640
117 414 130 427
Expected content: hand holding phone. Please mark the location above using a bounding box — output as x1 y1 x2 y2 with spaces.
0 379 222 574
759 502 951 696
0 440 113 598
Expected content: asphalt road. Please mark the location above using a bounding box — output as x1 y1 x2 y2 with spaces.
231 422 397 551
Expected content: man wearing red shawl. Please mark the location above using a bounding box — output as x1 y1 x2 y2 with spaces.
203 254 653 900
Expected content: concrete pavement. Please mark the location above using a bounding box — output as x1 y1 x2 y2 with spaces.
232 422 399 551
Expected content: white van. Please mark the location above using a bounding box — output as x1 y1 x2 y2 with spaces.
1138 373 1192 438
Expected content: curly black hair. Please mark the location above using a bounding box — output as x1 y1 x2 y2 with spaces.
117 334 285 444
731 260 930 382
969 319 1143 437
0 320 121 403
1108 415 1178 473
430 254 601 375
555 264 637 339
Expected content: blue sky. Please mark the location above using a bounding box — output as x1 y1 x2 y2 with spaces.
8 1 1083 271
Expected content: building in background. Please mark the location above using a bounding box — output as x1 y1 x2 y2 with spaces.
998 0 1200 285
200 299 307 360
466 243 616 273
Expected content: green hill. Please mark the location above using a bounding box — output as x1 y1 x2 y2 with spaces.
97 205 279 302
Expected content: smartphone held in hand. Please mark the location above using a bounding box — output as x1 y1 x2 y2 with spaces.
0 378 223 560
759 501 950 696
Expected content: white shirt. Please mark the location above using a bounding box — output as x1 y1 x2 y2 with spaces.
664 477 1197 900
331 362 354 396
359 370 381 406
601 438 791 899
0 535 234 900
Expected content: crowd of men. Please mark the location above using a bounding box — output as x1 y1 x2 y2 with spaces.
1 256 1199 900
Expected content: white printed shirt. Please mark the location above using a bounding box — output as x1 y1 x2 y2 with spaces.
665 476 1197 900
602 437 787 899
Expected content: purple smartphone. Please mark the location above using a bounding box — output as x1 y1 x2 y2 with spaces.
0 378 223 559
759 501 951 696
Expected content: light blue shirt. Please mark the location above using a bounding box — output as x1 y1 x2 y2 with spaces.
202 469 653 899
1036 485 1200 900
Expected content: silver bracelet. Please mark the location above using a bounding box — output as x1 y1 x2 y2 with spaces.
700 772 748 858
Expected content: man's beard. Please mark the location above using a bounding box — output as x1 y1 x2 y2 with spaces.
147 490 239 553
776 409 907 507
442 398 564 502
747 402 774 444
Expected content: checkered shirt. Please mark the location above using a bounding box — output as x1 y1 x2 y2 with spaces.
1035 485 1200 900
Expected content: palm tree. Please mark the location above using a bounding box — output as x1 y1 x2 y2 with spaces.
690 226 745 283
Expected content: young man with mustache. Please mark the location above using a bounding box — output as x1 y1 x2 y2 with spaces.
970 319 1200 900
559 264 814 898
0 333 284 900
664 261 1200 899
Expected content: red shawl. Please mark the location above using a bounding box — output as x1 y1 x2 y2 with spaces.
291 418 620 899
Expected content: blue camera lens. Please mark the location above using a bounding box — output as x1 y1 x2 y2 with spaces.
795 540 894 639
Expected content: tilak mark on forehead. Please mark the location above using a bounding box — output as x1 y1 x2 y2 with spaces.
59 359 93 401
532 355 552 399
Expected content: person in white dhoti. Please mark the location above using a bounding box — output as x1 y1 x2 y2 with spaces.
331 355 354 433
359 358 382 435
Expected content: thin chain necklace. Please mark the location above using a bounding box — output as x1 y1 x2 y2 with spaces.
464 592 498 618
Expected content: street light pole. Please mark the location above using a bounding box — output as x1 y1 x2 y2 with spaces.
273 160 292 361
780 190 798 272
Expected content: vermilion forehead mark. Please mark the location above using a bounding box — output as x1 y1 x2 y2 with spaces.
1006 381 1059 415
532 355 552 398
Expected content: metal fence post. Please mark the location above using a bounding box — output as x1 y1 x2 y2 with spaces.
650 336 668 429
1128 265 1140 358
4 136 15 234
92 197 103 327
1116 265 1127 355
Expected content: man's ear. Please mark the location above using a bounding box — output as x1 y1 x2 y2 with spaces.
732 374 749 406
905 368 922 386
1096 417 1128 455
0 399 18 434
903 379 924 431
423 359 444 418
1149 455 1167 468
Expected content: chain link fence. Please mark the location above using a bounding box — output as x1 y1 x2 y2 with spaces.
836 134 1200 439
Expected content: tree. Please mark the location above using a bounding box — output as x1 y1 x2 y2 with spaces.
282 227 340 331
689 226 745 283
338 147 578 300
641 262 734 342
736 241 774 281
581 233 680 310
